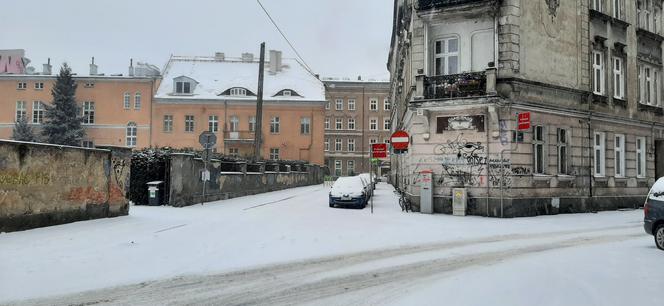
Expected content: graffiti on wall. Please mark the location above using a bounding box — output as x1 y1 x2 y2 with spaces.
431 135 487 187
0 171 51 185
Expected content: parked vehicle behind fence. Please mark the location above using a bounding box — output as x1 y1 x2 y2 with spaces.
644 177 664 251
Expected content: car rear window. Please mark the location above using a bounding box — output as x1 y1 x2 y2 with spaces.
649 177 664 200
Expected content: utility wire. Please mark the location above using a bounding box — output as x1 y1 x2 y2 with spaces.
256 0 317 77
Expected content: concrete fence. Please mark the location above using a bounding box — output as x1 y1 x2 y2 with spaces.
168 153 324 207
0 140 131 232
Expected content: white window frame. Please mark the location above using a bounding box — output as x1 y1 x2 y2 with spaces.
533 125 545 174
347 160 355 176
230 116 239 132
334 160 342 176
123 92 131 109
82 140 94 148
228 148 239 157
15 101 26 121
613 0 623 19
185 115 195 132
324 138 330 151
613 57 624 99
230 88 247 96
175 81 191 94
269 148 280 160
208 115 219 133
335 99 343 110
325 101 330 110
270 116 280 133
434 36 460 76
335 138 343 151
283 90 292 97
324 117 330 130
163 115 173 132
83 101 95 125
370 99 378 111
645 66 653 105
614 134 625 177
134 92 141 110
557 128 568 174
383 118 391 131
17 82 27 90
300 117 311 134
335 118 343 130
593 0 603 12
593 51 605 95
369 138 378 144
34 82 44 90
636 136 646 178
347 118 356 130
126 122 137 148
594 132 606 177
384 98 391 111
348 99 356 111
32 101 44 124
249 116 256 132
369 118 378 131
348 139 355 152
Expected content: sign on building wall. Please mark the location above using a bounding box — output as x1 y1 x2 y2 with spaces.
518 112 531 131
436 115 485 133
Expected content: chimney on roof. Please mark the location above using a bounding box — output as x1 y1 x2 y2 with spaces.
268 50 282 74
215 52 225 61
128 58 134 77
241 53 254 62
357 75 362 81
89 57 98 75
42 58 52 75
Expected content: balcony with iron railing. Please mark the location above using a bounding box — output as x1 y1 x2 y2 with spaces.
417 0 493 11
414 67 496 100
223 130 255 143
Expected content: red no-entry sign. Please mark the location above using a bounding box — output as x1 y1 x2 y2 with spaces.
372 143 388 158
518 112 531 131
390 130 410 150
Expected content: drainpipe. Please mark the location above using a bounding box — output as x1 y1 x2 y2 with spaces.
587 115 593 210
485 107 491 217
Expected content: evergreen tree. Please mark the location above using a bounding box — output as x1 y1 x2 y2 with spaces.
12 116 36 142
42 63 85 145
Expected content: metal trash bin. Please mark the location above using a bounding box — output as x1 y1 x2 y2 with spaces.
147 181 164 206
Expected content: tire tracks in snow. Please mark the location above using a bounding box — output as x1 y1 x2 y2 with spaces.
6 224 641 306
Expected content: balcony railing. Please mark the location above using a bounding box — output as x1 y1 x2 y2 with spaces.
418 0 487 10
223 130 255 142
422 71 488 100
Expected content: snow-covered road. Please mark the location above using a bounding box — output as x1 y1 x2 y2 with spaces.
0 183 660 305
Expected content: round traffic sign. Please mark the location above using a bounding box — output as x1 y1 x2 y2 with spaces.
390 130 409 150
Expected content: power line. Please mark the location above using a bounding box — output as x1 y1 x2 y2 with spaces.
256 0 317 77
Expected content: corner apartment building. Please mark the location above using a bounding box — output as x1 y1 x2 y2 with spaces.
152 51 326 165
323 79 392 176
0 57 158 148
388 0 664 217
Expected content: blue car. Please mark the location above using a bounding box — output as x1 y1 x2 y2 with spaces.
329 176 367 209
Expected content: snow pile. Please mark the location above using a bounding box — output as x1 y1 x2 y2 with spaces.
649 177 664 200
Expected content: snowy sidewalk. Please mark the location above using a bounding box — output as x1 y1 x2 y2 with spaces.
0 183 658 305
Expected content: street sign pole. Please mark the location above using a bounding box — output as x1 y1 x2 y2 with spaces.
370 145 373 214
199 132 217 206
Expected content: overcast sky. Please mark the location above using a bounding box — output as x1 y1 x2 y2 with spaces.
1 0 392 80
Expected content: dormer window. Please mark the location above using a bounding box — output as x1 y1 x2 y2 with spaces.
219 87 256 97
173 76 197 95
176 81 191 94
273 89 301 97
283 90 292 96
230 87 247 96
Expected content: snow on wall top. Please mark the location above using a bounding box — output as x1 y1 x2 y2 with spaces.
155 55 326 102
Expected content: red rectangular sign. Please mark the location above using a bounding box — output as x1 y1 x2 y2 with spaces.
371 143 388 158
518 112 531 131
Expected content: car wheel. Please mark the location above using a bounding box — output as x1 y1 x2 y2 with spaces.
656 224 664 251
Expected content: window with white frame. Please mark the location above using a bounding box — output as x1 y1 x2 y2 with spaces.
613 57 624 99
175 81 192 94
17 82 27 90
646 67 652 104
334 160 342 176
270 116 280 133
639 64 660 105
249 116 256 132
370 99 378 111
32 101 44 124
126 122 137 147
325 101 330 110
348 99 356 111
324 117 330 130
336 118 343 130
34 82 44 90
134 92 141 110
300 117 311 134
84 82 95 88
593 0 603 11
185 115 195 132
335 138 342 151
208 115 219 132
82 140 94 148
123 92 131 109
163 115 173 132
15 101 26 121
347 160 355 176
370 118 378 130
637 136 646 177
533 125 545 174
348 118 356 130
324 138 330 151
557 128 568 174
230 88 247 96
282 90 292 97
384 138 390 144
613 0 623 19
228 148 239 157
593 51 604 95
614 134 625 177
594 132 606 176
434 37 459 75
383 118 391 130
369 138 378 144
384 98 391 111
230 116 239 132
335 99 343 110
269 148 280 160
83 101 95 125
348 139 355 152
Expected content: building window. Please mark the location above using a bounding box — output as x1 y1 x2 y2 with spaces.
32 101 44 124
185 115 195 132
334 160 342 177
384 138 390 144
82 140 94 148
646 67 652 104
228 148 239 157
15 101 26 121
230 88 247 96
163 115 173 132
594 132 606 176
533 125 545 174
336 118 343 130
369 138 378 144
300 117 311 134
370 99 378 111
123 92 131 109
335 99 343 110
347 160 355 176
348 118 356 130
34 82 44 90
434 37 459 75
384 98 391 111
637 136 646 178
348 99 356 111
270 116 280 133
370 118 378 130
249 116 256 132
17 82 27 90
593 51 604 95
335 138 343 151
613 0 623 19
283 90 292 96
383 118 391 130
175 81 191 94
325 117 330 130
269 148 280 160
84 82 95 88
229 116 239 132
208 115 219 133
614 134 625 177
593 0 603 11
134 92 142 110
126 122 137 148
348 139 355 152
557 128 568 174
83 101 95 125
613 57 624 99
324 138 330 151
325 101 330 110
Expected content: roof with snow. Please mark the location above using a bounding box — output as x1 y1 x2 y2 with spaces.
155 55 326 102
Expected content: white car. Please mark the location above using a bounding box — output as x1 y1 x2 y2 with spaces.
329 176 367 209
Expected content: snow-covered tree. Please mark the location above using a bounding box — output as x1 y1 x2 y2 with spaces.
12 116 36 142
42 63 85 146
